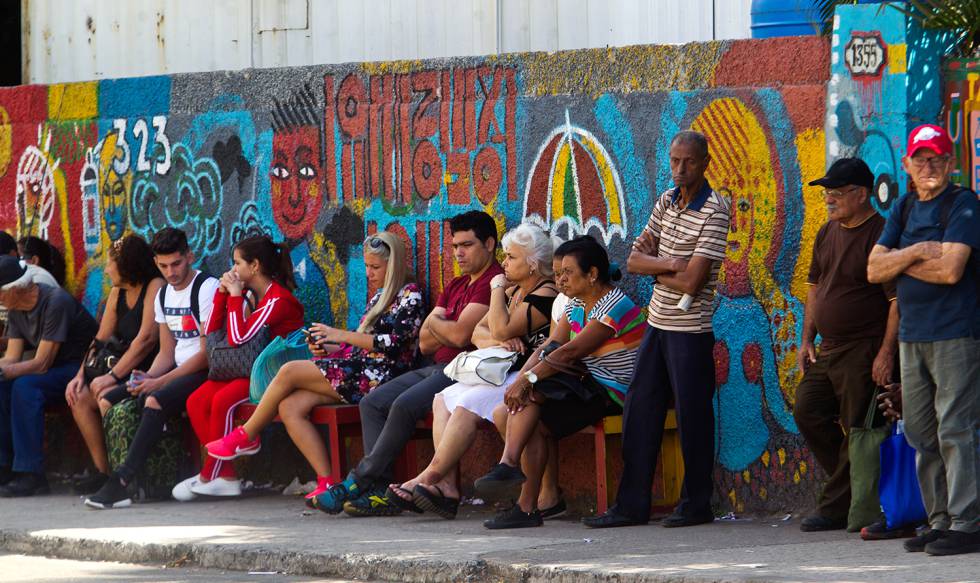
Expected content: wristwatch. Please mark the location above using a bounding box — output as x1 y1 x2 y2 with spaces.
523 370 538 385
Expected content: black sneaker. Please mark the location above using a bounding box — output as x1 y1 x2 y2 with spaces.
73 472 109 495
0 473 50 497
0 466 12 486
474 463 525 502
540 499 567 520
662 510 715 528
342 487 403 517
582 507 648 529
925 530 980 556
800 514 846 532
904 528 947 552
84 475 132 509
483 504 543 530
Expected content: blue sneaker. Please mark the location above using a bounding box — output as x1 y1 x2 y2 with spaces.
314 478 358 515
342 487 403 517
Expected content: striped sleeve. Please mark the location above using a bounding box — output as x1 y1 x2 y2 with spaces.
691 197 730 262
226 294 281 346
203 289 228 335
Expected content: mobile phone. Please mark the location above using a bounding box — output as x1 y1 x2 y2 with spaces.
302 328 318 343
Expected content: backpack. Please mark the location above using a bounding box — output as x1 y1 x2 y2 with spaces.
103 398 193 501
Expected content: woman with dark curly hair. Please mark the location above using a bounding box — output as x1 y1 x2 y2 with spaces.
65 235 165 494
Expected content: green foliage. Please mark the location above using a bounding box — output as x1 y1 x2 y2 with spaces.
816 0 980 55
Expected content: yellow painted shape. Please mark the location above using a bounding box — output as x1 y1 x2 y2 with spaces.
580 135 624 226
728 489 737 507
48 82 98 120
777 448 786 466
310 231 350 329
762 450 771 467
0 106 10 178
759 487 768 500
550 141 571 222
800 461 807 475
743 470 751 484
792 128 827 301
794 470 801 484
888 44 907 75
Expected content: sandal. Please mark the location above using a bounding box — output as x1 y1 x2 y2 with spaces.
385 485 424 514
412 484 460 520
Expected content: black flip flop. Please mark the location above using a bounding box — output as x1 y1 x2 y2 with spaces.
385 485 424 514
412 484 460 520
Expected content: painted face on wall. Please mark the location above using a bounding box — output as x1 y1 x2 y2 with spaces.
15 144 56 239
271 126 321 238
100 137 130 241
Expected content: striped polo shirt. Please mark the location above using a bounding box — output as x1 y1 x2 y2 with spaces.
644 181 730 333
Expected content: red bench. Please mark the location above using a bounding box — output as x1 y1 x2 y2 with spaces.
232 403 682 513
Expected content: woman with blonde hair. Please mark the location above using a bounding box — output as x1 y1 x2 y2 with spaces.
207 231 425 503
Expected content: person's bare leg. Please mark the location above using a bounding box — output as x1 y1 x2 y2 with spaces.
499 403 541 467
242 360 342 439
70 388 109 474
392 406 481 501
431 395 450 450
492 403 508 438
537 437 560 509
280 389 338 477
516 424 549 513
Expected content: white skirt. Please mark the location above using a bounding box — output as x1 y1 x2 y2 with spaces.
438 371 519 422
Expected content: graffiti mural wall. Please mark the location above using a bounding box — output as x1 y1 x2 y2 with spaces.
0 36 832 513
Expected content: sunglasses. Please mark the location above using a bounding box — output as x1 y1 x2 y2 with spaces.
367 237 389 251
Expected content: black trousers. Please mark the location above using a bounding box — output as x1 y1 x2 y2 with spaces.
614 326 716 519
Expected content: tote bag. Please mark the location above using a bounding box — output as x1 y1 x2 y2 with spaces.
847 389 889 531
249 329 312 403
879 420 927 529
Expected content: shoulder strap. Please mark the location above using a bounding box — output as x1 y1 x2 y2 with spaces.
190 272 206 324
158 282 168 314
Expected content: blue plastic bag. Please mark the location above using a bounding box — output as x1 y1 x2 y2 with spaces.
879 420 927 529
249 329 312 403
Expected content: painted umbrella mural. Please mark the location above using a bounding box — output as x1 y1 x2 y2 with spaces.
523 110 628 245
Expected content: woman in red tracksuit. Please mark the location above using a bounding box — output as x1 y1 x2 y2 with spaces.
174 235 304 501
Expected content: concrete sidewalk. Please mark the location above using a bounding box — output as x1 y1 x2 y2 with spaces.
1 493 977 583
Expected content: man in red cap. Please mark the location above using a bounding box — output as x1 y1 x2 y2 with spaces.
794 157 898 533
868 124 980 556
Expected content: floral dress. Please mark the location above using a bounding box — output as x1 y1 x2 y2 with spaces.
314 283 425 404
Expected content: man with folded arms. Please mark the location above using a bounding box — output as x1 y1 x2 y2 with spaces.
868 125 979 556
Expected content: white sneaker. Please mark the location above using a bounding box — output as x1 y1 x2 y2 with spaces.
172 475 201 502
190 477 242 497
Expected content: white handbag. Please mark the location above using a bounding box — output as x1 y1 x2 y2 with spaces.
443 347 519 386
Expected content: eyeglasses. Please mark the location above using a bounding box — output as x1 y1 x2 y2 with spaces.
908 155 950 170
823 186 861 199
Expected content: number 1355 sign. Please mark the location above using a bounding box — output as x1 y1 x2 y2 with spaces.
844 32 887 78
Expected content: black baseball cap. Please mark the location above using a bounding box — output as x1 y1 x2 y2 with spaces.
808 157 874 191
0 256 27 289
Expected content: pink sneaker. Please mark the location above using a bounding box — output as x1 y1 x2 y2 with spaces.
305 476 333 504
206 427 261 461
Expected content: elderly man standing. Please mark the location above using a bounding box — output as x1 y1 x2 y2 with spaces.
0 256 98 497
584 130 730 529
868 124 979 556
794 158 898 532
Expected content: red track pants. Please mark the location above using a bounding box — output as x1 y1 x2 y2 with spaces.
186 378 251 481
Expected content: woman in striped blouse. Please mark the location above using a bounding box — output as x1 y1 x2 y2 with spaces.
474 235 647 529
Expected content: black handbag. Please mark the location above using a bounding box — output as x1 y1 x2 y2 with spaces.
83 337 127 383
205 325 272 381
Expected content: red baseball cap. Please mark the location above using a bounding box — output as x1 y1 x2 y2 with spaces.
906 124 953 157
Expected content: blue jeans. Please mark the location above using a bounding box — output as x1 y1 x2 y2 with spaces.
0 362 79 473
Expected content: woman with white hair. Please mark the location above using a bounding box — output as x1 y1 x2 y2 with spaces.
387 223 558 519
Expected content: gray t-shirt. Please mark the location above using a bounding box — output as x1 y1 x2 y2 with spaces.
6 284 98 365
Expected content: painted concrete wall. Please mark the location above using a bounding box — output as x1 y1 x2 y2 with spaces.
2 35 831 513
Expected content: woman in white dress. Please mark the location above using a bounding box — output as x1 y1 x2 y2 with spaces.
387 224 559 519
